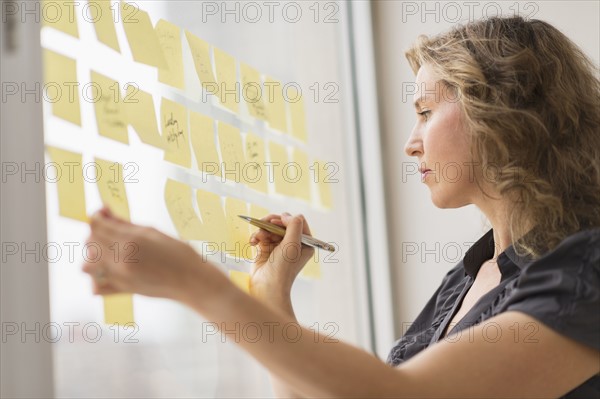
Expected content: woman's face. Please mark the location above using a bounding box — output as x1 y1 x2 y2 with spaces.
404 64 482 208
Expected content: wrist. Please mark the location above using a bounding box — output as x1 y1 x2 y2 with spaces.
249 283 291 303
249 285 295 318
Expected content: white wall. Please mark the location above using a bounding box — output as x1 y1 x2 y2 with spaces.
1 6 54 398
371 1 600 337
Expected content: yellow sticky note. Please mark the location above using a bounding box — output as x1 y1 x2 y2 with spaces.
46 147 87 222
290 148 311 201
185 31 218 96
264 77 288 132
90 71 128 144
224 197 251 259
196 189 228 245
94 158 130 221
125 86 166 149
316 160 333 209
248 204 270 223
161 98 191 168
189 111 220 176
104 293 134 325
244 132 268 193
89 1 120 52
42 0 79 37
164 179 204 240
217 121 245 184
213 47 239 114
268 141 292 196
156 19 184 89
43 50 81 126
240 63 268 121
229 270 250 294
287 86 308 142
121 1 168 68
300 253 322 280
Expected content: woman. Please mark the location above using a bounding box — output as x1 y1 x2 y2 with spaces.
83 16 600 398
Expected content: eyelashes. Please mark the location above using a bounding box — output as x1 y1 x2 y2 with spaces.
417 110 431 120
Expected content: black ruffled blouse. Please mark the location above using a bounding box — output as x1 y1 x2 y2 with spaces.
386 227 600 398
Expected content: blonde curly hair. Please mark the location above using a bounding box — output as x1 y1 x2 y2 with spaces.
405 16 600 258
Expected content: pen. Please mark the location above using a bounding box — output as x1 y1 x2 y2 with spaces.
238 215 336 252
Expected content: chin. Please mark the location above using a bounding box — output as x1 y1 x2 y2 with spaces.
429 187 470 209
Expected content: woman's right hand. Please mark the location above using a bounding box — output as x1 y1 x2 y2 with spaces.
248 213 315 399
248 213 315 303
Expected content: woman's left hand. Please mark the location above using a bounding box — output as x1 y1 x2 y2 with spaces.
82 207 228 305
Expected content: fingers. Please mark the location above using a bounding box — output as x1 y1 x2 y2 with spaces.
83 259 119 295
99 206 130 224
253 239 278 265
249 214 283 245
278 214 314 265
90 206 137 235
260 214 281 223
250 228 283 245
83 207 141 294
280 214 304 246
90 278 121 296
259 212 312 236
250 212 312 248
89 210 125 244
281 213 312 236
99 206 114 220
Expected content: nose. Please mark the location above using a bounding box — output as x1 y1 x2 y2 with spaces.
404 125 423 158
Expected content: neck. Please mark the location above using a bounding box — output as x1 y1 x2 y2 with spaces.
475 197 513 260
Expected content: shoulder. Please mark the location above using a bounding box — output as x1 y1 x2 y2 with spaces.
501 226 600 351
538 226 600 265
516 226 599 282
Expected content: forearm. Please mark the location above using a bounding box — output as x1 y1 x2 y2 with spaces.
271 376 307 399
181 275 406 398
251 288 307 398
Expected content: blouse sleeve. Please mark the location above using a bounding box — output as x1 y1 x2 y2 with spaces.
501 228 600 351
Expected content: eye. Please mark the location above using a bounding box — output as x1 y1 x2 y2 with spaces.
417 110 431 121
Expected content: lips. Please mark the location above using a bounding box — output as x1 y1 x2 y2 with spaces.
419 167 432 182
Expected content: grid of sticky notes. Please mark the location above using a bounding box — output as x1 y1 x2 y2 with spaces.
44 48 334 205
42 1 334 208
42 0 328 312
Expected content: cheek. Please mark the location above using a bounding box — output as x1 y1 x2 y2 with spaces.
425 124 476 185
430 114 470 161
423 122 461 162
422 104 471 164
